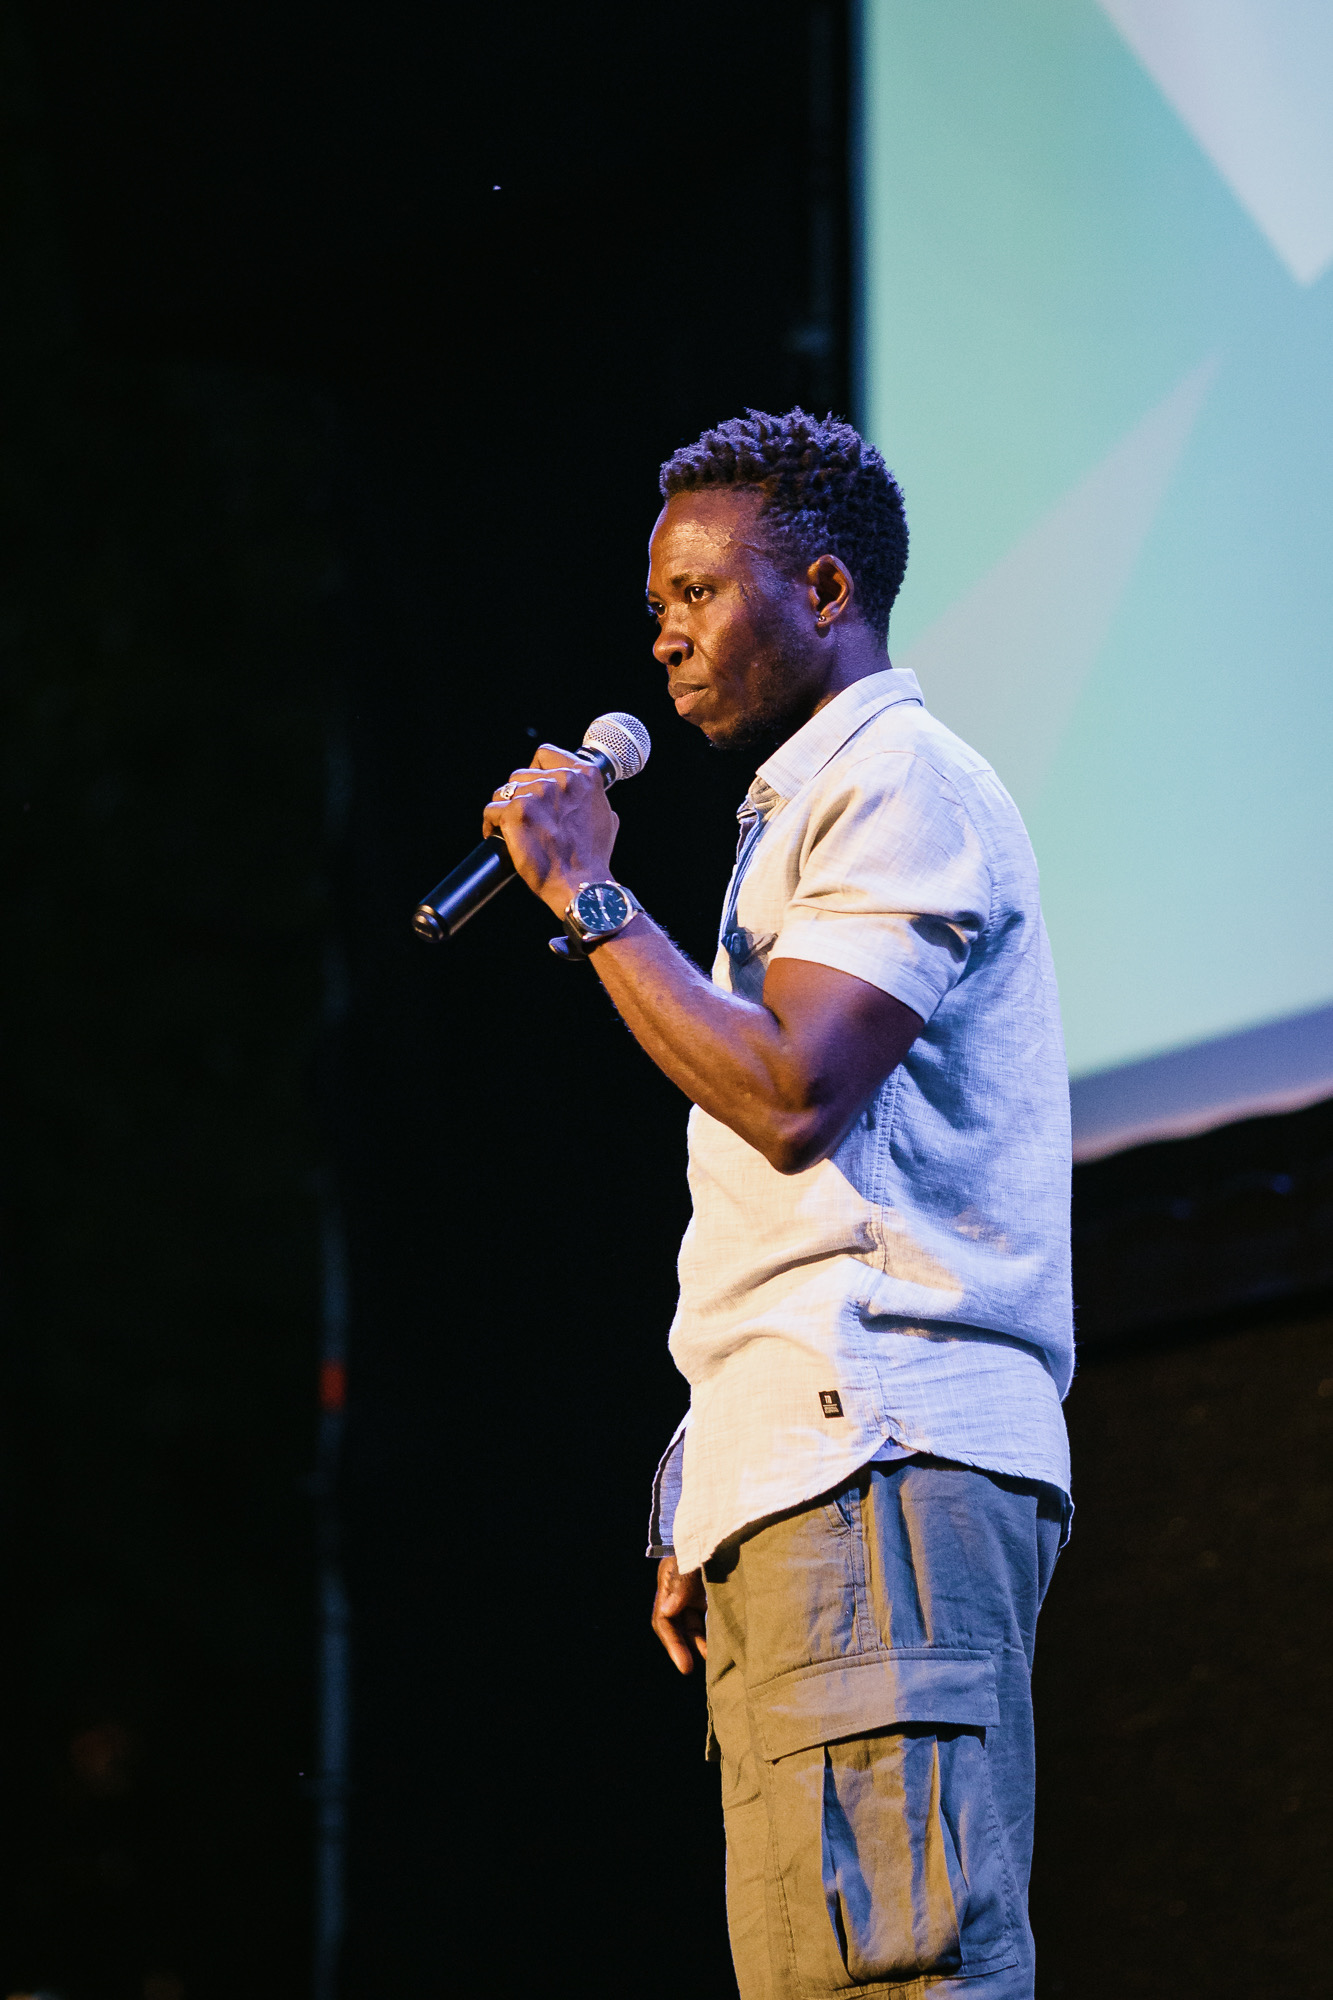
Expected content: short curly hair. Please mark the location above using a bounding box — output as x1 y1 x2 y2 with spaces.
659 408 908 640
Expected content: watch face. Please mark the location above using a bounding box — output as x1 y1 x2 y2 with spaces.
575 882 630 933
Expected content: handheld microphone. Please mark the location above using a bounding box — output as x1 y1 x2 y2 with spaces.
411 711 652 942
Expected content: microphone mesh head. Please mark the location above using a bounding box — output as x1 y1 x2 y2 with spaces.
582 711 651 783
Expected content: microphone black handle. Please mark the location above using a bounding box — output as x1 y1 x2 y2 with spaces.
412 837 517 941
411 746 617 944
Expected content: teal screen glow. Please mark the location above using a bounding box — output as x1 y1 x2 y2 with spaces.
859 0 1333 1087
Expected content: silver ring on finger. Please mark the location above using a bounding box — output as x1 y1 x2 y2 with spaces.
495 781 519 801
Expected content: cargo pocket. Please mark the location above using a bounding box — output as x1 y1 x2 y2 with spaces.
749 1650 1018 1993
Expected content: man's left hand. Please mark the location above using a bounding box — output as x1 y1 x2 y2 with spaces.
651 1556 708 1675
481 744 620 918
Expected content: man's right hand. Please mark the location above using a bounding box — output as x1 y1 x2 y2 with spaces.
651 1556 708 1675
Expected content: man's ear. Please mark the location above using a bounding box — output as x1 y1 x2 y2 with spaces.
806 553 855 628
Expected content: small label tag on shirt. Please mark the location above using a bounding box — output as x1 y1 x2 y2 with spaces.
819 1390 844 1418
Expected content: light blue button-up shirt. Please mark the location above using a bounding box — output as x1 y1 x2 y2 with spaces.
651 668 1072 1572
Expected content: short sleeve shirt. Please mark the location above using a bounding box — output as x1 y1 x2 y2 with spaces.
662 668 1072 1574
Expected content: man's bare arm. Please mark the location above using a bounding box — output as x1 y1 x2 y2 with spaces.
483 747 922 1173
587 921 919 1173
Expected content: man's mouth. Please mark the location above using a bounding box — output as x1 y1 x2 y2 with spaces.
669 681 709 718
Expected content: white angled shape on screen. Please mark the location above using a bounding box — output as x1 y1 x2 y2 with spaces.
901 357 1218 815
1097 0 1333 285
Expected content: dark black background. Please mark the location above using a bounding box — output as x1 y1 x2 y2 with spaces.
1 2 847 1991
1 4 1329 1996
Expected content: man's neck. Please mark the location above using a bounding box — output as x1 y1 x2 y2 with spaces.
726 646 894 775
808 636 893 722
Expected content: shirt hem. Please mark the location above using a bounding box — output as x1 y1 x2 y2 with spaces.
671 1447 1073 1574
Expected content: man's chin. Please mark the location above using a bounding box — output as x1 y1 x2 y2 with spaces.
702 719 755 758
682 704 740 751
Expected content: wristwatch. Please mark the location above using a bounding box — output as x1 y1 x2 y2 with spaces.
561 880 643 953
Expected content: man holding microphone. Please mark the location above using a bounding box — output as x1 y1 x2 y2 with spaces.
483 407 1071 2000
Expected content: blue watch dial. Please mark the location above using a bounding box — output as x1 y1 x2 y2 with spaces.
576 883 630 933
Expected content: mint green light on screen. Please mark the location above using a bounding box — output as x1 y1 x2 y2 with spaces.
859 0 1333 1087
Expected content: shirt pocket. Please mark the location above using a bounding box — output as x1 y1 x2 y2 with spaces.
748 1649 1019 1990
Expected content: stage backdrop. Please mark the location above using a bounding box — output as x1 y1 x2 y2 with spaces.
857 0 1333 1158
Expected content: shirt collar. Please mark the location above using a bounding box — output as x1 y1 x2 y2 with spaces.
753 666 924 806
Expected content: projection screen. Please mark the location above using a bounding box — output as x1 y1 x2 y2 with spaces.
856 0 1333 1158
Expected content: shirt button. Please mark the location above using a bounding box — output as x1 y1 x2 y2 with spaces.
725 930 748 960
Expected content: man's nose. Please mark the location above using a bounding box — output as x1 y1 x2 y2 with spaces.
653 626 693 670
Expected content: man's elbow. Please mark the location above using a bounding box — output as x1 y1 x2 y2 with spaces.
760 1111 831 1176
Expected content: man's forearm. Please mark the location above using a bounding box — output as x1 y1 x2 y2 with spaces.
583 913 925 1174
587 917 821 1166
477 747 920 1169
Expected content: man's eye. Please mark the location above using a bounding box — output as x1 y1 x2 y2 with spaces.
685 585 709 603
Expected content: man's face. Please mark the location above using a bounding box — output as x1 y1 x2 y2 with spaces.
646 488 822 755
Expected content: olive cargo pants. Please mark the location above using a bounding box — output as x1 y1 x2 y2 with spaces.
702 1457 1064 1999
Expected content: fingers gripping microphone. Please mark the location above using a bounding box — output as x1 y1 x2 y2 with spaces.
410 712 651 942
